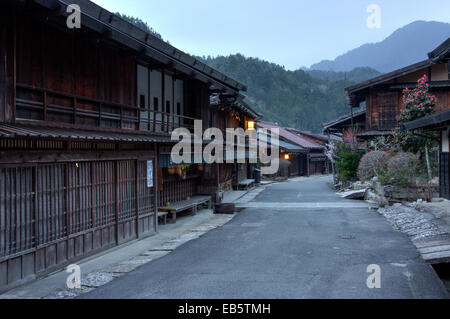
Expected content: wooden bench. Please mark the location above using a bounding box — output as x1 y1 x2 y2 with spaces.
157 211 168 225
238 179 255 190
159 195 212 224
191 195 213 210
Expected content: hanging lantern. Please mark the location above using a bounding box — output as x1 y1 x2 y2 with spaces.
247 120 255 130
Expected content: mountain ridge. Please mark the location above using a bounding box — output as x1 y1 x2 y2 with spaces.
310 20 450 72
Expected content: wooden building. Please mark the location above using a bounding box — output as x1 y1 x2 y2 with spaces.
322 110 366 142
286 128 332 146
403 38 450 199
344 51 450 141
256 122 328 177
323 35 450 145
324 38 450 198
0 0 259 291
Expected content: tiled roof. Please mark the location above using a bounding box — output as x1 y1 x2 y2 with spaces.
257 121 324 150
0 123 174 143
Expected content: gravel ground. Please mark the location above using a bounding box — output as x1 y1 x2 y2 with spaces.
379 202 450 244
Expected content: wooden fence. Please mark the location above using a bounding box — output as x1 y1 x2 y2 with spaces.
0 159 156 290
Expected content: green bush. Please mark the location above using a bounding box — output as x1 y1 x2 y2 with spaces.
335 151 362 182
378 172 413 187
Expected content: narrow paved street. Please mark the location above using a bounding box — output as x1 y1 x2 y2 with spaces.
83 176 448 299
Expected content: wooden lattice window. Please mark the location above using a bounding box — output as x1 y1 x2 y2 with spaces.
377 93 398 130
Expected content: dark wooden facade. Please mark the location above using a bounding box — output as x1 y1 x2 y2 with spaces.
346 60 450 139
364 87 450 133
345 38 450 199
0 1 258 291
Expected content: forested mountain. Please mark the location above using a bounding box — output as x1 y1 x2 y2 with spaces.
307 67 381 83
115 13 164 40
199 55 380 132
310 21 450 73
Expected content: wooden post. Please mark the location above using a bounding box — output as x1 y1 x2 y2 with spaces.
12 9 16 122
172 77 175 131
307 153 311 177
161 72 165 132
72 34 77 125
91 162 95 230
114 161 119 245
153 143 159 233
350 106 355 147
148 67 151 131
216 163 220 203
135 159 139 238
34 165 39 248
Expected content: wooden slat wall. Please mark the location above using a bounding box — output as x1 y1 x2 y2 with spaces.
93 161 115 228
36 164 66 244
366 91 398 131
0 159 156 290
137 161 155 216
432 89 450 113
366 87 450 132
44 28 73 95
0 167 35 258
159 178 198 205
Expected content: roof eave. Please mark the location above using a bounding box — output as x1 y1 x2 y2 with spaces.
345 59 433 95
402 109 450 131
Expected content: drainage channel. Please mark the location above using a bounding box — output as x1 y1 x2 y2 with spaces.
432 263 450 293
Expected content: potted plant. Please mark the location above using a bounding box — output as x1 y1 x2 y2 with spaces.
180 165 190 179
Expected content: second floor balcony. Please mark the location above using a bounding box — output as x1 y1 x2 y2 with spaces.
15 83 200 135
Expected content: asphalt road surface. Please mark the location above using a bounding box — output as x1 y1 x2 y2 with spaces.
82 176 448 299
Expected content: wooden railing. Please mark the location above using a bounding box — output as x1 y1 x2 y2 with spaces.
15 83 199 134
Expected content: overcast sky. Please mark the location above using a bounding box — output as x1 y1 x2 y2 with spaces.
91 0 450 70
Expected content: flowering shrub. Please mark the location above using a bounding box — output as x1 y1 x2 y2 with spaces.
390 75 437 152
399 75 436 123
391 128 416 152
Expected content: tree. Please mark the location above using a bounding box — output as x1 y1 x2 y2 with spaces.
115 13 163 40
392 74 437 153
392 74 439 195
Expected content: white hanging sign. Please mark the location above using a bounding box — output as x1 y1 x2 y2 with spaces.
147 160 154 188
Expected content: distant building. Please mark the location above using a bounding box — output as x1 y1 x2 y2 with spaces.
286 128 339 146
323 38 450 143
322 110 366 142
257 122 329 177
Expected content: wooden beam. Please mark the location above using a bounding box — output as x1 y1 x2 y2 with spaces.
27 3 65 19
390 80 450 89
0 150 156 165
